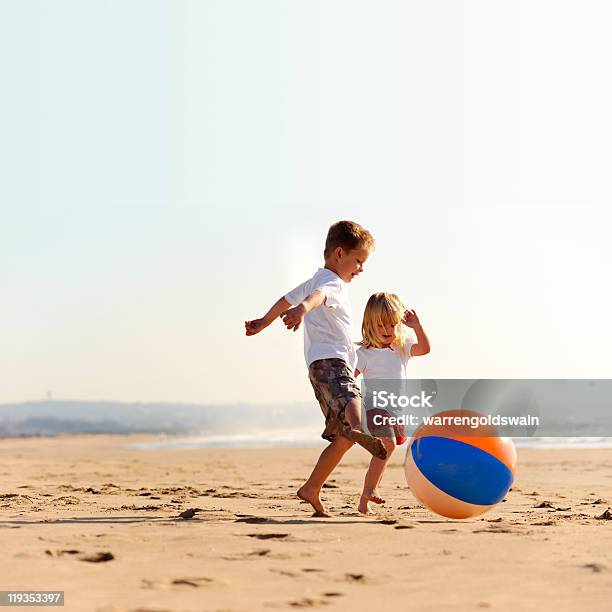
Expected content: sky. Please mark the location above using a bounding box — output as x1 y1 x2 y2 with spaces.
1 1 611 405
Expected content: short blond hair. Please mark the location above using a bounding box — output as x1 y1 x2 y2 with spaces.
359 292 410 358
324 220 375 258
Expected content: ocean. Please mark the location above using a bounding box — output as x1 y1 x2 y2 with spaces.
121 432 612 451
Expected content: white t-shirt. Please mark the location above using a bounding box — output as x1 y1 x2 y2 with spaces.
356 337 414 380
284 268 356 370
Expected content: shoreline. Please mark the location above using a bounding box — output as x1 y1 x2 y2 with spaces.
3 430 612 450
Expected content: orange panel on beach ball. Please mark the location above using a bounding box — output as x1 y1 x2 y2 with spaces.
405 410 517 519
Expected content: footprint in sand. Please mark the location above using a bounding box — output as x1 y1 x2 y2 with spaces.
78 551 114 563
120 504 164 511
45 549 81 557
345 573 367 583
246 533 290 540
177 508 204 519
53 496 80 505
582 563 606 573
221 549 272 561
0 494 34 506
141 576 218 589
595 508 612 520
534 501 554 508
288 597 332 608
234 515 269 524
171 577 214 587
270 568 299 578
212 491 261 499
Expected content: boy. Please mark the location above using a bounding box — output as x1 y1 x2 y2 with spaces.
245 220 386 517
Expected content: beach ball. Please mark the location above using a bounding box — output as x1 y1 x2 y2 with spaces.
404 409 517 519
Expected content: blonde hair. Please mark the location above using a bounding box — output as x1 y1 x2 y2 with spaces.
358 292 410 358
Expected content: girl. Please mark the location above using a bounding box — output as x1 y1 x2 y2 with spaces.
355 292 431 514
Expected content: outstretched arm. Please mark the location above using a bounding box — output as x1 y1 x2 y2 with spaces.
245 296 292 336
245 290 326 335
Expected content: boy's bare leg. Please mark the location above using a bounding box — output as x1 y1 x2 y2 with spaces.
343 398 387 460
358 438 396 514
297 436 354 517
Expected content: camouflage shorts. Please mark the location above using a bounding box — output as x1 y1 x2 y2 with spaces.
308 358 362 442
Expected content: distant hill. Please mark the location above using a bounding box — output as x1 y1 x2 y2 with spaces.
0 400 319 438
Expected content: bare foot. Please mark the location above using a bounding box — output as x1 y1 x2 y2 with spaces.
366 490 385 504
297 486 331 517
358 490 385 514
347 429 387 460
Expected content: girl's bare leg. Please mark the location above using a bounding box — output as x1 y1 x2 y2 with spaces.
358 437 396 514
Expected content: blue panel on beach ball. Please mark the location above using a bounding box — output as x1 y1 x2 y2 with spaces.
410 436 514 506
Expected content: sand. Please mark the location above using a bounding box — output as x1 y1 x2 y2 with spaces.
1 434 611 611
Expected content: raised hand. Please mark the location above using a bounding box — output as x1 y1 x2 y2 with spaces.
402 308 420 328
